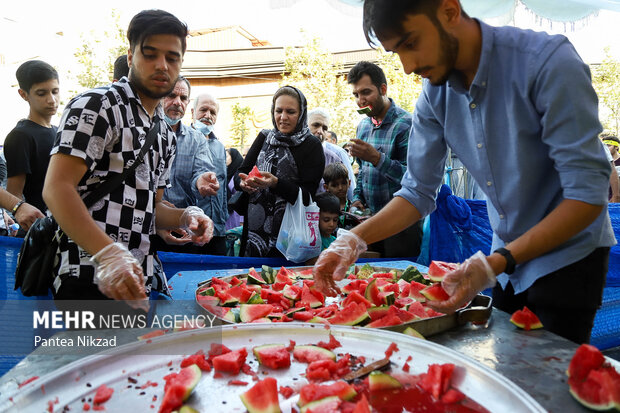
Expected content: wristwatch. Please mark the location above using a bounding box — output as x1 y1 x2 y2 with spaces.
11 200 25 215
494 247 516 275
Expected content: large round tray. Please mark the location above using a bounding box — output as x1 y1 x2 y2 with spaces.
2 324 545 412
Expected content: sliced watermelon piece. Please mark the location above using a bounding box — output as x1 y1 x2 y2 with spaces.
407 301 428 319
569 367 620 411
275 267 294 284
352 395 371 413
403 326 425 339
400 265 425 283
227 285 253 304
367 306 390 321
388 305 417 323
299 396 341 413
418 363 455 400
509 306 543 330
282 284 302 301
247 291 265 304
367 314 403 328
328 302 370 326
211 277 231 289
253 344 291 369
341 291 372 309
229 276 244 286
159 365 201 413
239 377 281 413
368 371 402 391
364 279 382 307
247 165 264 179
240 304 275 323
293 311 315 321
342 280 368 295
441 388 466 404
293 345 336 363
212 348 248 374
247 267 267 285
409 281 427 302
568 344 607 381
427 261 459 282
261 289 285 304
301 286 323 308
298 381 357 407
93 384 114 405
261 265 277 284
420 284 450 301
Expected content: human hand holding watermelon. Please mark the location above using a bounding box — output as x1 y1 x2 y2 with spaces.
313 228 368 296
427 251 496 314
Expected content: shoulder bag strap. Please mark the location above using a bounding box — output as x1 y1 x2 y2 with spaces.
81 116 161 209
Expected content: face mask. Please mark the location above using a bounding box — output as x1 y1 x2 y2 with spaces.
164 115 181 126
193 121 213 136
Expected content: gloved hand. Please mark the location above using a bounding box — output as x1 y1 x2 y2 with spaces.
313 228 367 296
91 242 149 311
427 251 497 314
180 206 213 246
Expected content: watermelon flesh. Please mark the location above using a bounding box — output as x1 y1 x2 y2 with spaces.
212 348 248 374
298 381 357 407
568 344 606 381
159 365 201 413
427 261 459 282
253 344 291 369
420 284 450 301
248 165 263 179
509 306 543 330
240 377 282 413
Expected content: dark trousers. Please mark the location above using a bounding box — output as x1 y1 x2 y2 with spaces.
369 220 423 258
152 235 227 256
492 247 609 344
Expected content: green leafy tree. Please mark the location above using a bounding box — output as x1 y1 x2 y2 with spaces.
230 103 253 149
69 10 128 95
592 49 620 136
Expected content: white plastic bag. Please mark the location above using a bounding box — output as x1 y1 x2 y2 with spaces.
276 188 321 262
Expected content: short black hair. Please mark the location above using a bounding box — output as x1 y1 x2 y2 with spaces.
113 55 129 80
16 60 58 92
127 9 188 56
362 0 468 47
329 131 337 143
602 134 619 144
315 192 341 215
323 162 349 186
347 61 387 92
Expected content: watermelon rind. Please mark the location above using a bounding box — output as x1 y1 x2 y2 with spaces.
328 304 370 326
568 371 618 412
247 292 265 304
299 396 341 413
368 371 402 391
261 265 277 284
400 266 425 283
298 381 357 407
197 286 215 296
403 327 425 339
240 377 282 413
509 307 543 331
247 268 267 285
420 284 450 301
175 406 199 413
253 344 290 369
293 345 337 362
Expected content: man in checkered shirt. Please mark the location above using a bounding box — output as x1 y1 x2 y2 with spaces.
43 10 213 310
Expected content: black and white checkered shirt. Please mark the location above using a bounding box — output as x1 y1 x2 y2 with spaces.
51 78 176 295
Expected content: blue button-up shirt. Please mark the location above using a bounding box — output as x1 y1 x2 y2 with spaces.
396 20 616 293
164 123 211 209
197 131 228 237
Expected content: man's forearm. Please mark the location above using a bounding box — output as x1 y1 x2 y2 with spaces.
487 199 604 274
44 182 112 256
0 188 21 211
352 196 422 245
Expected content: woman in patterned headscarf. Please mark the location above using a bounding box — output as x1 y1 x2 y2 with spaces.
235 86 325 258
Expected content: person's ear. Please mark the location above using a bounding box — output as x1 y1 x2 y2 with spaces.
18 88 28 102
323 183 328 190
380 83 387 97
440 0 462 26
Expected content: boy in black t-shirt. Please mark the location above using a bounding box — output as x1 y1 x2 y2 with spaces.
3 60 59 221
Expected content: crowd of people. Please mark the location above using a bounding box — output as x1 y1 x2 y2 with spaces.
0 1 617 345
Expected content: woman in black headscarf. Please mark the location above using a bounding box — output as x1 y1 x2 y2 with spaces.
235 86 325 258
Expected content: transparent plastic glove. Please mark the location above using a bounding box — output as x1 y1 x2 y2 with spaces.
313 228 368 297
427 251 496 314
180 206 213 246
91 242 149 311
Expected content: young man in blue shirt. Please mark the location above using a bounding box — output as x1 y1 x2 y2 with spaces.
313 0 616 344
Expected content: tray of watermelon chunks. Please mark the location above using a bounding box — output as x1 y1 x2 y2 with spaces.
6 324 546 412
195 262 492 339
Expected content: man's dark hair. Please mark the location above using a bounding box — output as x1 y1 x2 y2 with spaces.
16 60 58 92
347 61 387 91
127 9 188 55
323 162 349 186
362 0 468 47
316 192 341 215
602 134 619 144
329 131 338 143
113 55 129 81
177 75 191 96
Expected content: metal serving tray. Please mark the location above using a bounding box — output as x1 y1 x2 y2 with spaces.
3 324 545 412
195 265 492 338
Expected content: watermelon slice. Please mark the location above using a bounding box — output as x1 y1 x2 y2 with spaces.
409 281 427 302
301 285 323 308
341 291 372 309
293 345 336 363
253 344 291 369
247 267 267 285
569 367 620 411
240 304 275 323
298 381 357 407
356 105 372 115
368 371 402 391
93 384 114 405
159 365 201 413
568 344 606 381
212 348 248 374
328 302 370 326
420 284 450 301
364 279 383 307
427 261 459 282
403 326 425 339
367 314 403 328
418 363 455 400
509 306 543 330
239 377 281 413
247 165 263 179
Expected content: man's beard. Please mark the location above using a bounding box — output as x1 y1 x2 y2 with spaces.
430 23 460 86
130 70 174 100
